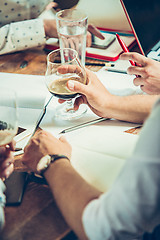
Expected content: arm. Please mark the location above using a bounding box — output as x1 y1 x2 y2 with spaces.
45 159 101 240
120 52 160 95
21 131 101 240
58 65 159 123
83 98 160 239
0 19 47 55
22 98 160 239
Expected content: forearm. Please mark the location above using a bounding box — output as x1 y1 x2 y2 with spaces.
105 94 159 123
44 159 101 240
43 19 58 38
83 98 160 239
0 19 46 55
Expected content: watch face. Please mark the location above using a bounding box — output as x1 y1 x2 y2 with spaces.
37 155 51 173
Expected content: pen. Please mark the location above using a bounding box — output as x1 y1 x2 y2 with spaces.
85 62 115 67
85 62 105 66
116 33 136 66
59 117 110 134
105 68 127 74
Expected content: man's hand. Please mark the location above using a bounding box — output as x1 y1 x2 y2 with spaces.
58 65 113 118
22 131 71 172
120 52 160 95
0 141 15 179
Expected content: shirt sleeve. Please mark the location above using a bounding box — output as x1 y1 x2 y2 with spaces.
0 179 6 231
82 98 160 240
0 18 46 55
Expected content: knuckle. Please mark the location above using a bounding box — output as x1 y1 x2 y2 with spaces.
143 67 150 77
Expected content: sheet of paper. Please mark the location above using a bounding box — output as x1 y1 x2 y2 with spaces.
96 64 143 96
66 119 139 160
0 72 48 109
71 145 126 192
0 72 51 131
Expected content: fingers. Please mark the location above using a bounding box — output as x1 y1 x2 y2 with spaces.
59 136 68 144
86 32 92 47
133 77 145 87
58 65 86 82
58 65 83 75
58 99 66 104
88 24 105 40
67 80 87 96
8 140 16 151
74 96 87 110
0 163 14 179
0 151 14 179
120 52 147 66
127 66 146 78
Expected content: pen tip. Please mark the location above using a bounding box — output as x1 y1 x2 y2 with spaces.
59 130 65 134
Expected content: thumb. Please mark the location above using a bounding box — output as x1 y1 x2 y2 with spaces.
67 80 87 95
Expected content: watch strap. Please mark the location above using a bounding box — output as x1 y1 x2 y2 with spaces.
50 154 70 163
41 154 70 175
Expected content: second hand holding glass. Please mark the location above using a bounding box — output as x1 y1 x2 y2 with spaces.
45 48 87 120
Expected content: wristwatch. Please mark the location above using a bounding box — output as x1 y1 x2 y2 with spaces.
37 154 70 175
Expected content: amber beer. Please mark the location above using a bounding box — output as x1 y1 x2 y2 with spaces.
48 75 86 100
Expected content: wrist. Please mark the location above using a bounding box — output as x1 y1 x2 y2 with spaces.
43 157 70 179
43 19 49 37
37 154 70 176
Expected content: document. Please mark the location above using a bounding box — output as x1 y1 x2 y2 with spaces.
96 64 143 96
0 72 48 109
0 72 49 128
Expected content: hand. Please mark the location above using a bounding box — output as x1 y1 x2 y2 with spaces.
22 131 71 172
87 24 105 47
120 52 160 95
0 141 15 179
58 65 113 118
43 19 58 38
43 21 104 47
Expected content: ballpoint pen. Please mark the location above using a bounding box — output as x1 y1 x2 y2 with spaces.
59 117 110 134
116 33 136 66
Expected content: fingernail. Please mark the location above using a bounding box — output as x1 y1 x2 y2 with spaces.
68 80 74 91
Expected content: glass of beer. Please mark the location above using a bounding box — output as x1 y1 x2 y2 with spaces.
45 48 87 120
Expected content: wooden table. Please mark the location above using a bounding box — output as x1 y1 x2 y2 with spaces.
0 47 105 240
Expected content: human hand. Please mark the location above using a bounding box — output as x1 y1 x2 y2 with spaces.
43 19 58 38
120 52 160 94
87 24 105 47
22 131 71 173
43 20 104 47
58 65 112 117
0 141 15 179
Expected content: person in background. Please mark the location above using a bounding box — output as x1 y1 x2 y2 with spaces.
0 141 15 230
0 0 104 55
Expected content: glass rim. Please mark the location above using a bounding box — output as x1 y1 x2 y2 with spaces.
47 48 79 65
56 9 88 23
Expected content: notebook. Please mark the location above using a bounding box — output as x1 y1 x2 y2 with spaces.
120 0 160 61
